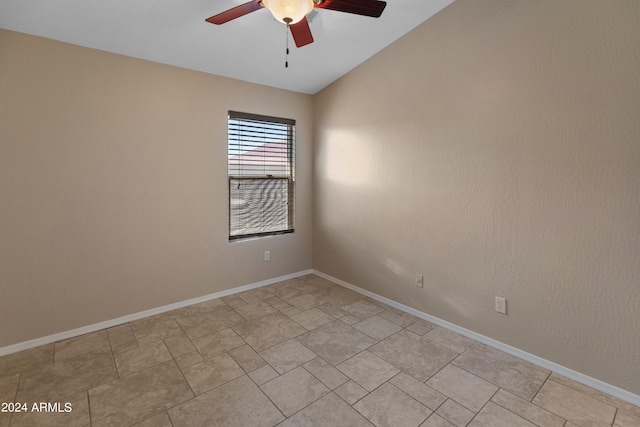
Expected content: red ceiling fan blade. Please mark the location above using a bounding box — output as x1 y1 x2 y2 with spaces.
289 17 314 47
206 0 264 24
315 0 386 18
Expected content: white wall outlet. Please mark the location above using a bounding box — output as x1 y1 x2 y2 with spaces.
495 296 507 314
416 274 424 288
264 250 270 262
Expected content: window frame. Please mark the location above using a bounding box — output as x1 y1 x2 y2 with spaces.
227 110 295 241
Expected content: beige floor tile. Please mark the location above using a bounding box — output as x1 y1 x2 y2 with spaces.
354 315 403 340
377 310 416 328
319 286 365 308
89 360 193 427
468 401 536 427
405 320 437 336
363 297 392 309
185 298 229 312
132 411 173 426
390 372 447 410
291 308 337 330
369 330 458 382
420 413 456 427
377 304 407 315
452 343 549 401
114 340 173 377
615 410 640 427
16 349 117 402
261 367 330 417
181 353 245 395
232 313 307 352
548 373 640 419
435 399 475 427
426 365 498 412
491 389 565 427
9 391 89 427
354 382 432 427
234 300 279 321
228 344 267 372
248 364 280 385
221 294 246 308
335 380 369 405
130 316 184 345
163 332 196 358
260 339 317 374
174 305 245 340
267 279 315 301
54 331 111 362
0 344 53 377
341 300 385 320
424 327 475 354
308 275 341 289
308 283 347 302
168 375 284 427
174 351 204 369
286 294 325 311
278 392 374 427
264 279 299 293
0 373 20 403
192 328 245 359
263 285 297 302
337 351 400 392
316 303 349 319
341 315 362 325
304 276 335 289
263 296 300 316
296 320 378 366
236 287 275 304
107 324 138 353
532 380 616 426
303 357 349 390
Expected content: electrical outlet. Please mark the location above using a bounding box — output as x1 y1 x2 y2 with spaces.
495 297 507 314
264 250 270 262
416 274 424 288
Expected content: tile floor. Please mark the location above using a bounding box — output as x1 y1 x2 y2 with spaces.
1 274 638 426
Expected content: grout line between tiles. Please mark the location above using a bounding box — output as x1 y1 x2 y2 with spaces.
247 370 288 421
530 371 552 404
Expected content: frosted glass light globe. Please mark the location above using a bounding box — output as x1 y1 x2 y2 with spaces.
263 0 314 24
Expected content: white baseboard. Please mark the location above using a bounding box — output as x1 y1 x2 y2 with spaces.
312 269 640 408
0 269 313 358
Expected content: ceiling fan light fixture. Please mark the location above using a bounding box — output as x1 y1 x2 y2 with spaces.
263 0 314 25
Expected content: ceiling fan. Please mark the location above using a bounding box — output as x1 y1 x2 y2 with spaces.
206 0 387 48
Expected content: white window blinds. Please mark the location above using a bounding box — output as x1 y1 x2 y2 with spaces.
228 111 295 240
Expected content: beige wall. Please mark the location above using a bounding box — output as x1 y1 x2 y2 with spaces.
313 0 640 394
0 29 313 348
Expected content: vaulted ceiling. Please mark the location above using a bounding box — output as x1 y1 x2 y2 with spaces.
0 0 454 94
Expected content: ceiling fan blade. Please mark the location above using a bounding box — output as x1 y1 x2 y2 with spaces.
206 1 264 24
315 0 386 18
289 17 314 47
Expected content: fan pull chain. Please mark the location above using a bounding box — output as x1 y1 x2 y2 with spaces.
284 24 290 68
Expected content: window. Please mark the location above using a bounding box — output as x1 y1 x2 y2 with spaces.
228 111 295 240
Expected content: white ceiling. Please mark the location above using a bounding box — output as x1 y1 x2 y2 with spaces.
0 0 454 94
